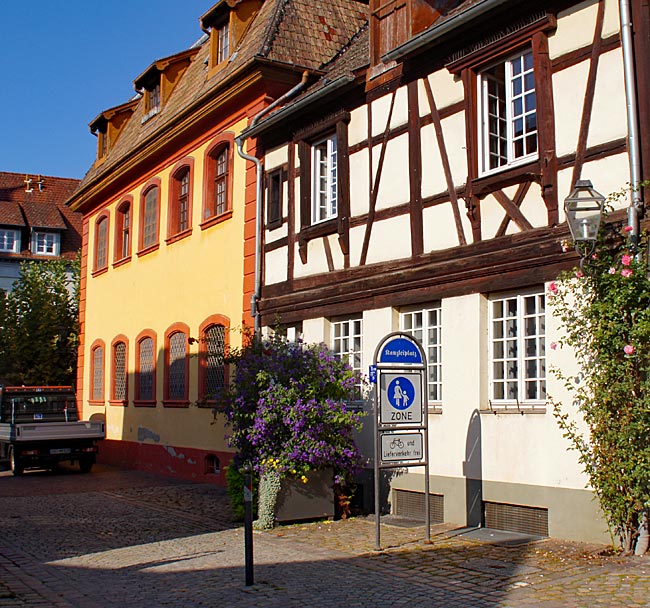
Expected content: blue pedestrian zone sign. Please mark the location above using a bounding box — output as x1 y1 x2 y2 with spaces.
380 372 422 424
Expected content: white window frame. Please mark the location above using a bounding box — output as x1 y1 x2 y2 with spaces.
488 289 546 409
478 47 537 176
32 231 60 256
311 133 338 224
0 229 20 253
331 317 362 401
400 304 442 409
216 19 230 64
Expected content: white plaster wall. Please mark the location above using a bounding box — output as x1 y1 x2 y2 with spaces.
374 133 411 210
293 234 345 279
264 145 288 171
548 1 599 59
420 113 468 200
349 225 365 267
588 49 627 147
417 71 464 115
266 222 288 244
302 316 329 345
423 203 466 251
516 182 548 230
365 215 413 264
362 307 398 374
264 247 289 285
553 61 589 158
371 86 409 138
349 106 368 148
480 193 507 240
349 148 370 217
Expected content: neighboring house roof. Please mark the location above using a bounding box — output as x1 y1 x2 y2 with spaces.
0 172 82 260
71 0 368 209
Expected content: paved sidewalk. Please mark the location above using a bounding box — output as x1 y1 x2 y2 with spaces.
0 465 648 607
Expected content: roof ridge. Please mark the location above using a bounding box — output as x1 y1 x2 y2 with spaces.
258 0 292 58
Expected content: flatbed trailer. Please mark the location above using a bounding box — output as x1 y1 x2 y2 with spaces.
0 386 105 475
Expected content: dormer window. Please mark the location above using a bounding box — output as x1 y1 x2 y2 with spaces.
216 19 230 64
32 231 60 256
90 99 138 161
0 229 20 253
145 81 161 116
201 1 263 75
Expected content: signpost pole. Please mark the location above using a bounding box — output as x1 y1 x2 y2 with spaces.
373 380 381 550
243 465 254 586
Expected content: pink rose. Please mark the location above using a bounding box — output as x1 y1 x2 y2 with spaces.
624 345 635 355
608 267 617 274
575 271 584 278
550 342 558 351
622 254 632 266
624 225 633 233
548 282 558 295
621 269 633 278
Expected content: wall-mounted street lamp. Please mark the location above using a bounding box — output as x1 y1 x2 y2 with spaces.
564 179 605 258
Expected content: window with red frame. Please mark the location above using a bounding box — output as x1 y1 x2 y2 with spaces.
95 216 109 270
205 145 229 220
91 344 104 401
136 336 156 402
202 324 226 399
171 167 191 235
112 341 127 402
166 330 188 401
115 201 131 261
141 186 159 249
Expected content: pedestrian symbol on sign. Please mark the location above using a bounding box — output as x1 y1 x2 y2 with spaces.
387 377 415 410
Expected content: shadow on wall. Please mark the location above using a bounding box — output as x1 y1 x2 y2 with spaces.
464 408 483 527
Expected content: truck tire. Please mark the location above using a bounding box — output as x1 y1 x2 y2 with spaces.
10 449 24 476
79 457 94 474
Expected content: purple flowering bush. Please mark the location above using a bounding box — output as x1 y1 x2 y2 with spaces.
218 332 364 485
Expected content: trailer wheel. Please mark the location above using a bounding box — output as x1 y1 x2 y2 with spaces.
79 457 94 474
10 449 24 476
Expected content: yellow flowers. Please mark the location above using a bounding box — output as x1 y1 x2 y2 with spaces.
261 457 281 470
300 475 308 484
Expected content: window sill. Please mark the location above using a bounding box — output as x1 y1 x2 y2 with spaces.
163 400 190 408
91 266 108 278
166 228 193 245
137 243 160 258
108 400 128 407
88 399 105 406
428 405 443 415
113 256 131 269
472 159 540 197
134 400 157 407
481 403 546 415
200 210 233 230
300 217 338 241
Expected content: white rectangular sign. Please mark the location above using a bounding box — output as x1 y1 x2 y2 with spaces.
380 432 424 462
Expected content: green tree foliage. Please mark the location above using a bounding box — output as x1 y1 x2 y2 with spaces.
0 258 80 386
550 220 650 553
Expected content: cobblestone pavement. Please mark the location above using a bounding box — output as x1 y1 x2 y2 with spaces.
0 464 649 607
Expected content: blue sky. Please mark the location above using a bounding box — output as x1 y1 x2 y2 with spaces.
0 1 213 179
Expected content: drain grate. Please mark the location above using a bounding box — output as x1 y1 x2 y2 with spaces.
483 501 548 537
393 489 444 524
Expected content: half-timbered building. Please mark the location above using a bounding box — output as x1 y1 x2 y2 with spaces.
243 0 650 542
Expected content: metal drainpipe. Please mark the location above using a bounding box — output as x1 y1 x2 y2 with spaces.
235 72 309 334
620 0 643 248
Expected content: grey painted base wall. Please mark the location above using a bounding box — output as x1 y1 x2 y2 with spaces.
388 470 611 545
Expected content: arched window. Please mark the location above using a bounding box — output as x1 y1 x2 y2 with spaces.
202 134 234 226
90 340 105 402
115 198 132 262
198 315 229 402
168 160 194 240
139 180 160 252
94 213 109 272
111 336 128 404
164 323 189 404
135 330 156 405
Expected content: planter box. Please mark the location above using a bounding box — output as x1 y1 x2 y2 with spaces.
275 468 334 523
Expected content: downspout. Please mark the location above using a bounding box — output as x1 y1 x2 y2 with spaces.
620 0 643 251
235 71 309 334
621 0 649 556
